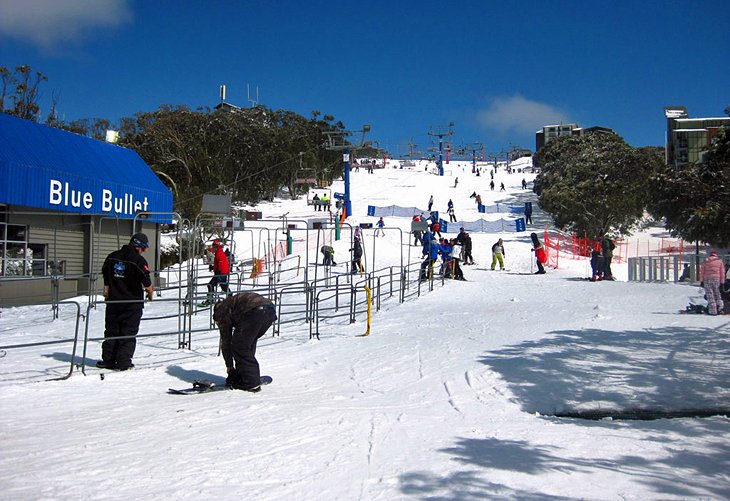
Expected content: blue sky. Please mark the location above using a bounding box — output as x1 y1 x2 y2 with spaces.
1 0 728 158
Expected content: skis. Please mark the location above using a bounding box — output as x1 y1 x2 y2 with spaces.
168 375 273 395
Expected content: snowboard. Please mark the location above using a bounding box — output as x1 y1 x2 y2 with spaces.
168 375 272 395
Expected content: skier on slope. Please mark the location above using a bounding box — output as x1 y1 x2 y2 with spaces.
491 238 505 271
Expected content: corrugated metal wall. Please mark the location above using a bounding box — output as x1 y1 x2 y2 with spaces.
1 208 159 304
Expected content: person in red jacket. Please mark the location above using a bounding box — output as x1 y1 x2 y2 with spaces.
700 251 726 315
531 232 547 274
203 239 231 305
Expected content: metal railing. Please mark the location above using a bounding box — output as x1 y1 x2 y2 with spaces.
0 255 457 380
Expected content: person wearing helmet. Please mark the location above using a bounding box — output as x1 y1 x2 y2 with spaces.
203 239 231 305
97 232 154 371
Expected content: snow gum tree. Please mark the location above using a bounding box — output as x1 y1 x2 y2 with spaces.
533 132 661 238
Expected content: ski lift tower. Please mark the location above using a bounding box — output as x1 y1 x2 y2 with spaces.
323 124 371 219
465 142 484 172
428 123 455 176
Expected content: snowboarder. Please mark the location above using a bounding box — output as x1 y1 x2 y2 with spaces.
522 178 527 190
213 292 277 391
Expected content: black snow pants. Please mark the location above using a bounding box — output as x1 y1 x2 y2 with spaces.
230 306 277 388
102 305 143 369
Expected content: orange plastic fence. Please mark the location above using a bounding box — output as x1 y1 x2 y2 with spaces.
542 229 692 270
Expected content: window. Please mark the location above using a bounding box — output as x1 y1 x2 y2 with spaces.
0 223 48 276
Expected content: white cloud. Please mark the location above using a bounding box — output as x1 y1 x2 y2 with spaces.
475 95 572 135
0 0 133 49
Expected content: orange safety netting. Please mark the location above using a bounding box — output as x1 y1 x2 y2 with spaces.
542 229 691 270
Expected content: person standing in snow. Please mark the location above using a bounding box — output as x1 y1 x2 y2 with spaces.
590 247 604 281
463 232 474 265
531 232 547 274
450 238 465 280
601 236 615 280
491 238 506 271
412 214 424 246
524 202 533 225
213 292 276 391
438 238 452 277
351 237 364 274
97 233 154 371
700 251 725 315
374 217 385 237
204 239 230 304
427 195 434 212
447 206 457 223
420 235 440 281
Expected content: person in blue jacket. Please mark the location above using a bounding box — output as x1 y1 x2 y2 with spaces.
439 238 453 277
420 235 440 281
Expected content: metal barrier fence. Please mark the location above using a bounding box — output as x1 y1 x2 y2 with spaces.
0 257 454 380
628 253 729 283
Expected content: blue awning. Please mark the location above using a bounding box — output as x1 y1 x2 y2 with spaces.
0 113 172 223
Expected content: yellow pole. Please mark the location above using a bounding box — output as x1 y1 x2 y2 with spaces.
363 284 372 336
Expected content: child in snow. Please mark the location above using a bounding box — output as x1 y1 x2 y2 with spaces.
590 248 603 281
